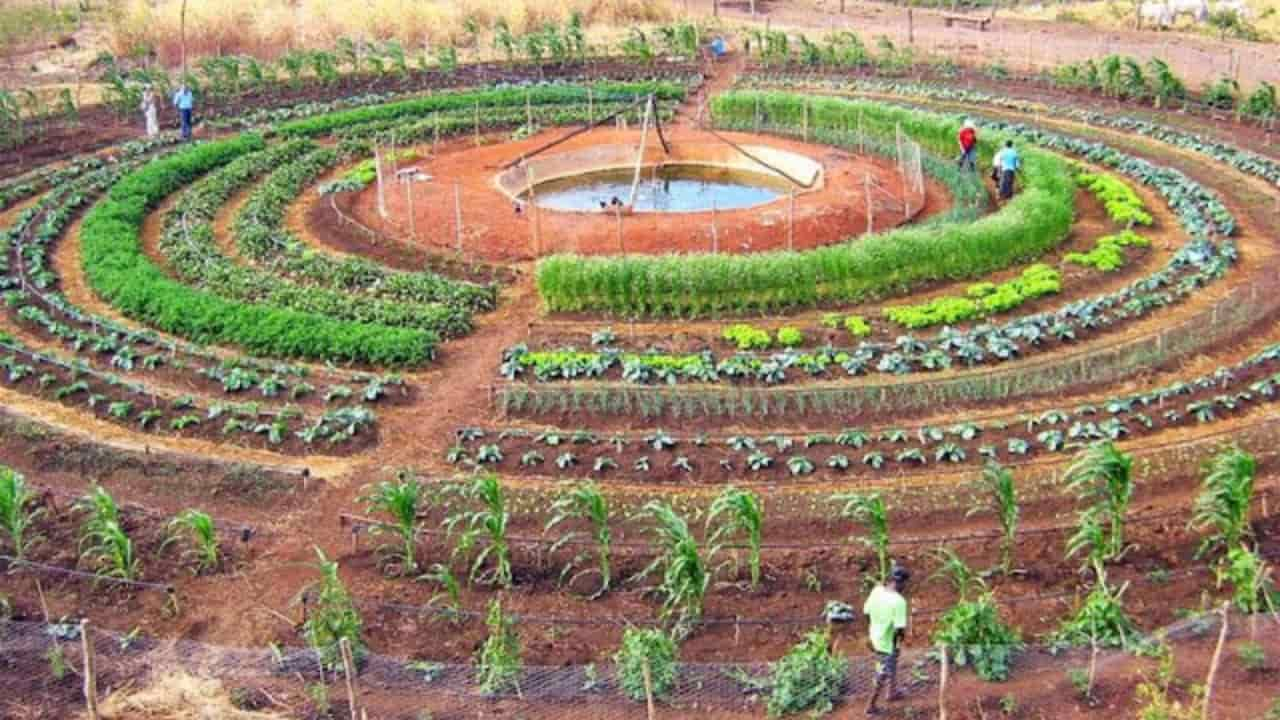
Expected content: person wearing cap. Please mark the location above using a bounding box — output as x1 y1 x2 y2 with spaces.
863 564 910 715
957 119 978 172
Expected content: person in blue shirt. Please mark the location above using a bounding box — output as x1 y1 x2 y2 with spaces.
992 140 1020 200
172 85 194 141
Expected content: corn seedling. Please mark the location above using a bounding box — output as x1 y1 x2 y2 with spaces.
360 470 426 575
1190 446 1256 559
545 480 612 596
835 492 890 583
1064 442 1133 564
707 487 765 589
0 467 43 559
443 473 512 588
967 461 1019 574
165 509 222 574
635 501 710 630
74 486 138 582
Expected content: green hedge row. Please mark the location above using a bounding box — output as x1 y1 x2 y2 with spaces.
535 92 1075 317
278 81 688 138
79 134 435 366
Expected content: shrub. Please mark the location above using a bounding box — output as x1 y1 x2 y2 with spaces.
932 592 1023 681
301 548 364 669
766 628 848 717
614 628 679 702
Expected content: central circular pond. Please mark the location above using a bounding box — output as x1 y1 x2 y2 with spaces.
522 164 794 213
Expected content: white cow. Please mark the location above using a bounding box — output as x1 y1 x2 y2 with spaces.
1212 0 1253 19
1140 0 1174 27
1168 0 1211 22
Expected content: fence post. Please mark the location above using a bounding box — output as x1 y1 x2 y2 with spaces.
374 145 386 219
1202 603 1230 720
711 198 719 254
588 87 594 125
642 657 657 720
432 111 439 154
405 176 416 240
802 100 809 142
788 189 796 251
527 165 542 256
526 88 533 130
474 101 480 146
81 619 99 720
938 643 949 720
340 637 359 718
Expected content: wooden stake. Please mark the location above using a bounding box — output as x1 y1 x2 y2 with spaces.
588 87 594 125
374 146 386 219
525 89 533 130
642 658 657 720
36 579 50 623
339 637 359 718
802 101 809 142
711 198 718 254
81 619 99 720
432 111 439 154
453 183 463 254
615 206 624 254
526 165 541 256
1202 603 1230 720
1087 617 1099 700
938 644 949 720
474 101 480 146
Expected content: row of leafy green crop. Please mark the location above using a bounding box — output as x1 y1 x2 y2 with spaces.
884 264 1061 330
153 145 467 341
232 142 495 315
277 81 686 138
535 91 1075 317
79 134 434 366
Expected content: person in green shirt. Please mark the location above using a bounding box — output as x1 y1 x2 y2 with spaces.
863 564 910 715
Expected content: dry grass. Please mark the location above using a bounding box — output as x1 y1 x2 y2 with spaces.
98 670 285 720
107 0 677 65
1009 0 1279 42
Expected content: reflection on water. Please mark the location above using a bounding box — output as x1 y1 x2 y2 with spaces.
523 164 792 213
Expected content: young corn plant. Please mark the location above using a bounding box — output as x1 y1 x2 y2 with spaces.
967 461 1019 574
75 486 138 582
545 480 612 596
0 467 43 559
300 547 365 669
1216 545 1276 615
636 501 710 631
929 549 1023 681
165 509 221 574
359 470 425 575
835 492 890 583
444 473 512 588
1190 446 1256 559
707 487 765 589
1064 442 1133 564
475 598 522 696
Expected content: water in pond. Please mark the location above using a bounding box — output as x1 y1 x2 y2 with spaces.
524 164 790 213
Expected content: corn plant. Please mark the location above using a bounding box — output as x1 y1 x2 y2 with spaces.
443 474 512 588
1190 446 1255 559
635 501 710 629
300 547 364 669
359 470 425 575
1217 545 1276 615
1064 442 1133 564
545 480 612 596
1049 562 1141 652
967 461 1019 574
475 598 522 696
707 487 764 589
614 627 679 702
835 492 890 583
75 486 138 581
930 547 983 601
0 467 43 559
165 509 221 574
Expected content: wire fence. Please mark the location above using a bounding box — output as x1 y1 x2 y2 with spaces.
2 607 1274 719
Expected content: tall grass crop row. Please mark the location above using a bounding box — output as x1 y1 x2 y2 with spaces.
277 81 686 138
80 134 435 366
536 92 1075 317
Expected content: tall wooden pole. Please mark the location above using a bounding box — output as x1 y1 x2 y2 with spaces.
81 619 99 720
453 183 463 254
642 658 657 720
180 0 189 79
340 637 359 719
1202 603 1230 720
937 644 949 720
864 173 873 236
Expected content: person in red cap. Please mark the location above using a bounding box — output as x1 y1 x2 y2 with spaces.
957 119 978 173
